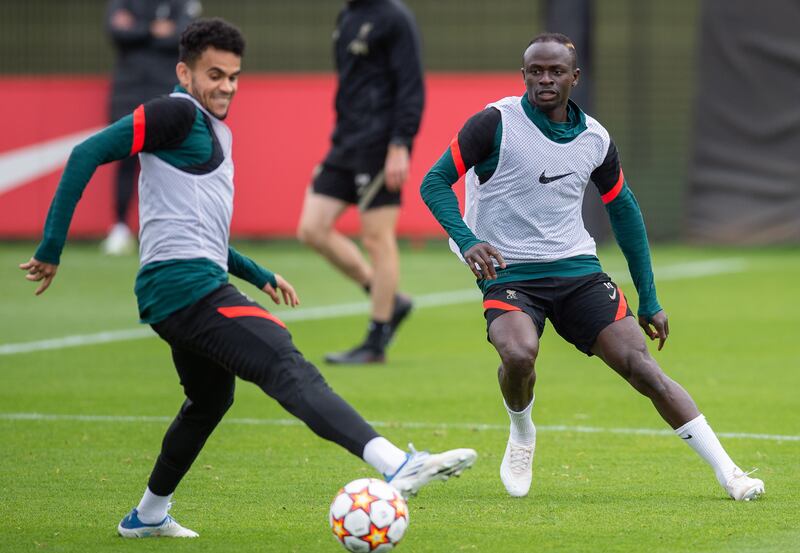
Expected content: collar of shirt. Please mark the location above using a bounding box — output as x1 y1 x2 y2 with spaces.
520 93 588 143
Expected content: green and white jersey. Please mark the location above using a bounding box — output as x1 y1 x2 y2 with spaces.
455 95 610 264
138 91 234 271
34 85 276 324
420 93 662 318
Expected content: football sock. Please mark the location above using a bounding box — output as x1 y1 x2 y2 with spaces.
504 396 536 445
675 414 738 486
365 320 390 351
362 437 408 476
136 487 172 524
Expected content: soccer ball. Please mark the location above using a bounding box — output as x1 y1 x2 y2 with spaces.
329 478 409 552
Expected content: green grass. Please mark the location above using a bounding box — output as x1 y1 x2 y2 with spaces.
1 241 798 552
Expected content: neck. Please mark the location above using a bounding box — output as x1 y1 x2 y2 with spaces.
527 92 569 122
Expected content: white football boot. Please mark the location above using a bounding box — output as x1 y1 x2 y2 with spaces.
500 437 535 497
117 507 199 538
724 468 765 501
387 444 477 499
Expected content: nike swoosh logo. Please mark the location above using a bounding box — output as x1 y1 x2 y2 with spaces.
608 289 617 300
681 434 693 440
539 170 575 184
0 127 102 196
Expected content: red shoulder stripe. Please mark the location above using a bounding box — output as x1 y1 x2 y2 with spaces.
130 105 146 156
449 134 466 177
601 167 625 204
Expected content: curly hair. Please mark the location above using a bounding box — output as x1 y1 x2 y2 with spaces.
179 18 245 66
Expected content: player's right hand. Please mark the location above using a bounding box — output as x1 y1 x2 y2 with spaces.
462 242 506 280
19 257 59 296
263 274 300 307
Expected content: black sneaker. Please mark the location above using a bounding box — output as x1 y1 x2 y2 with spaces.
324 344 386 365
385 294 413 347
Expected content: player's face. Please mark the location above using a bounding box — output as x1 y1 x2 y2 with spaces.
177 47 241 120
521 42 579 120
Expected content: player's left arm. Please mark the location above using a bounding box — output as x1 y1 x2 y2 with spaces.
592 140 667 349
227 247 299 307
384 8 424 190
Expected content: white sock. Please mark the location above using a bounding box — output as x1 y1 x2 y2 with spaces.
504 396 536 445
675 414 738 486
362 437 408 477
136 487 172 524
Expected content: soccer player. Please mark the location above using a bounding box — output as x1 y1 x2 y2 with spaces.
20 18 476 538
420 33 764 501
296 0 424 365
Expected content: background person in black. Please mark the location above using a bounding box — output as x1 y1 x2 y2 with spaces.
101 0 200 255
21 18 475 538
296 0 424 365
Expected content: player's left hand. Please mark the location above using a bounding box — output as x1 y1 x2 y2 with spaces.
262 274 300 307
384 144 410 191
19 257 59 296
639 310 669 351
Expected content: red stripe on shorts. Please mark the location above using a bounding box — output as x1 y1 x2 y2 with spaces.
483 300 521 312
614 287 628 321
217 306 287 328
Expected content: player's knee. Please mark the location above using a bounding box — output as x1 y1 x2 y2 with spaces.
498 342 538 377
361 231 394 256
296 219 328 248
624 350 667 397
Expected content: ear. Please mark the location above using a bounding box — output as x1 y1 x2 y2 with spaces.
572 67 581 87
520 67 526 81
176 61 191 89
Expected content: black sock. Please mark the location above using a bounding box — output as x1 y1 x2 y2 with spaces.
366 320 389 351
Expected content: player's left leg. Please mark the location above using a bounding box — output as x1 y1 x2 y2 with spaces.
591 316 764 500
326 204 413 364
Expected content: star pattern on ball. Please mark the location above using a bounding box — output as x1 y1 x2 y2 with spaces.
349 488 379 514
363 523 390 549
390 496 408 519
331 516 350 541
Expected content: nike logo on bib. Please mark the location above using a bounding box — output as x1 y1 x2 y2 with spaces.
539 171 575 184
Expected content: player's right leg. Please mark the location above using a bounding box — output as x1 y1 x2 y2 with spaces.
118 345 235 537
485 288 545 497
296 168 373 286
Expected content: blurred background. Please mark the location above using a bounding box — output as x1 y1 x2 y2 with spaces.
0 0 797 244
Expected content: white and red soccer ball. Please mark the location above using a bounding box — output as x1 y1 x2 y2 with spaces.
329 478 409 552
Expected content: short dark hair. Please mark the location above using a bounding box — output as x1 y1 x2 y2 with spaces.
179 18 245 66
525 32 577 69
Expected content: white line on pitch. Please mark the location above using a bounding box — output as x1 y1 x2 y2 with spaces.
1 258 745 356
1 412 796 442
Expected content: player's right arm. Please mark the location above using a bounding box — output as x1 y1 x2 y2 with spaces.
420 107 506 279
21 97 197 294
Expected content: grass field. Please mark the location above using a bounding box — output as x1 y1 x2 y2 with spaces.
1 241 798 553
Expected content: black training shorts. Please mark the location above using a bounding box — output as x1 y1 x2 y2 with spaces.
482 272 634 355
311 160 401 210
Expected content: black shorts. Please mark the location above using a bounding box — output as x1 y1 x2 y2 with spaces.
312 160 401 210
482 272 633 355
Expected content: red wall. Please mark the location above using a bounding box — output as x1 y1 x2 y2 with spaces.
0 73 521 238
